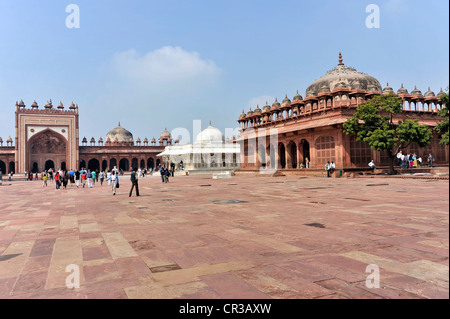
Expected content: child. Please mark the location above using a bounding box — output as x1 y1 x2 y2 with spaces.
81 171 87 188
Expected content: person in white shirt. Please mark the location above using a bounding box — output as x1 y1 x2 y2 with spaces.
396 151 402 166
106 170 112 186
368 160 376 170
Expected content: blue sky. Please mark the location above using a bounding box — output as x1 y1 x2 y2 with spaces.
0 0 448 143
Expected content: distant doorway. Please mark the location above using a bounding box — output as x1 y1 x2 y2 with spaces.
278 143 286 169
45 160 55 171
302 140 310 167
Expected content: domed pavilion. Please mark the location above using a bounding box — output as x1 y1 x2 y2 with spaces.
157 122 240 174
237 53 448 172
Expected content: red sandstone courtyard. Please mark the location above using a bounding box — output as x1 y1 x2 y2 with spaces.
0 174 448 299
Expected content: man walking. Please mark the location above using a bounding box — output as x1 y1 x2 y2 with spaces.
129 167 140 197
325 161 331 178
87 170 93 188
428 153 434 168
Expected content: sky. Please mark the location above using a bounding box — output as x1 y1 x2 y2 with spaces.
0 0 448 144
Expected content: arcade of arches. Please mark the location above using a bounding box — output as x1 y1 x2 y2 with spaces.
0 103 167 174
239 129 449 171
79 156 161 172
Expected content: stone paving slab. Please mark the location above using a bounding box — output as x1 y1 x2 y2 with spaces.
0 175 448 299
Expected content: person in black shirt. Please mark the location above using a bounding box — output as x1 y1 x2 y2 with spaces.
129 168 140 197
75 170 81 188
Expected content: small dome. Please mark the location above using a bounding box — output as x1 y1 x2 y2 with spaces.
383 83 394 94
90 137 95 143
293 90 303 101
411 86 422 96
151 137 157 143
195 123 224 145
437 88 445 98
18 100 26 107
305 89 316 97
254 105 262 113
136 137 141 142
58 101 64 109
424 87 435 97
106 122 134 142
31 100 39 108
397 84 408 95
98 137 103 143
160 128 171 139
247 108 254 116
82 137 87 143
320 84 331 93
44 100 53 109
69 102 76 110
240 110 246 118
7 136 12 142
0 137 3 142
282 95 291 105
262 101 271 112
271 98 281 109
144 137 149 143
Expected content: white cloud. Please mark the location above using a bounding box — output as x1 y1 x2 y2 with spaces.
111 46 221 85
80 46 223 141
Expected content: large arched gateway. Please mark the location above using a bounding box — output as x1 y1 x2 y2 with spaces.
0 104 168 174
27 129 67 173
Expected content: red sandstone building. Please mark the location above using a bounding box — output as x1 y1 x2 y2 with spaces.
237 54 448 171
0 100 170 174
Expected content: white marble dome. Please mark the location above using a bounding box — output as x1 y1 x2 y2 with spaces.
195 123 224 145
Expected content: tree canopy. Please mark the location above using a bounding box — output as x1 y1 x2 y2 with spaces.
343 93 433 174
436 88 449 145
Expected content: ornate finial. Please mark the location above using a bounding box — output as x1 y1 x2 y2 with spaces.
118 122 121 127
209 120 212 126
338 52 344 65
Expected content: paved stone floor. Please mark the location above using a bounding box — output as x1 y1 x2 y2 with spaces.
0 174 448 299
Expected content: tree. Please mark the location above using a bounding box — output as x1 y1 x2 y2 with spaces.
343 93 433 175
436 88 449 145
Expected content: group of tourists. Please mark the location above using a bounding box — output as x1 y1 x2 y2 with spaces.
22 165 169 197
396 151 435 169
159 166 174 183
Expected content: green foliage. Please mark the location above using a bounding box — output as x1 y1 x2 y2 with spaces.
343 93 433 172
436 88 449 145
